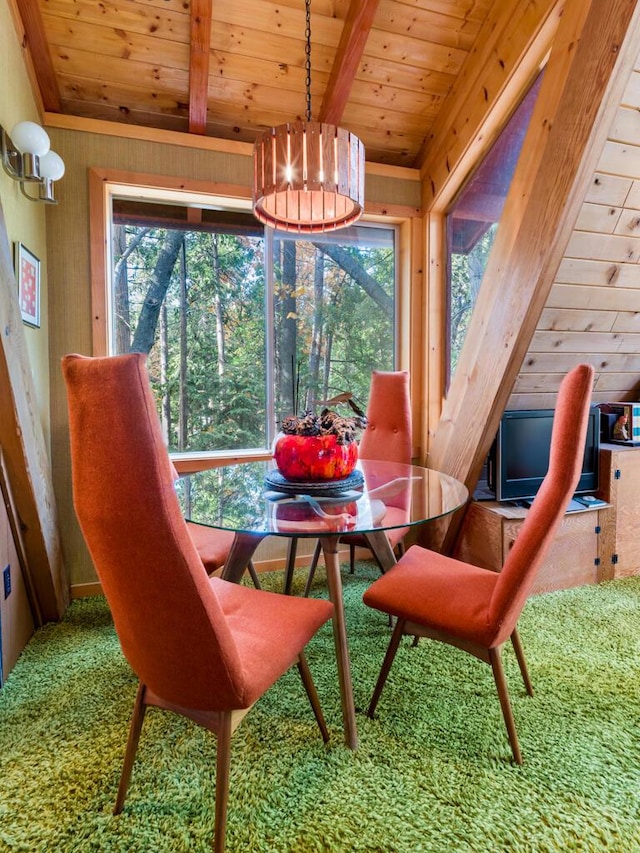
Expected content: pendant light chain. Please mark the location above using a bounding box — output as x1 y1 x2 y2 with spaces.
305 0 312 122
252 0 365 232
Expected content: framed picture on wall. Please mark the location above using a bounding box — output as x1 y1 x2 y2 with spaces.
14 242 40 328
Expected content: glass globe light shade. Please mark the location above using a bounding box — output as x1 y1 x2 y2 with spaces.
10 121 50 156
39 150 65 181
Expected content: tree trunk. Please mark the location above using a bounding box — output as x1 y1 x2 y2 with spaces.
130 230 184 354
323 330 333 402
306 248 324 410
178 239 188 452
160 300 171 442
312 242 393 318
279 240 298 415
211 234 225 385
113 225 131 353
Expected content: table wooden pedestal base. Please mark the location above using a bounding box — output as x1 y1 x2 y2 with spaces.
221 530 397 750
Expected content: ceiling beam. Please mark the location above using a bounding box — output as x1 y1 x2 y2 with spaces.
189 0 213 134
14 0 61 112
318 0 380 126
426 0 640 518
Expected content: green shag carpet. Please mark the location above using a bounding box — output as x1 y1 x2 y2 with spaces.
1 565 639 852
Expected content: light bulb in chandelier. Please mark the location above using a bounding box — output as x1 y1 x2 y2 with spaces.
252 0 365 233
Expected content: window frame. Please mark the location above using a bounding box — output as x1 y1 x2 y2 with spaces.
89 168 408 467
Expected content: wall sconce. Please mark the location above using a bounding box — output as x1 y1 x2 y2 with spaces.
1 121 65 204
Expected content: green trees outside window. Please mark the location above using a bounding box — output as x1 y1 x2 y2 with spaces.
110 206 395 454
272 229 395 427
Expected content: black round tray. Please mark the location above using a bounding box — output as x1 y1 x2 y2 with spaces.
264 468 364 496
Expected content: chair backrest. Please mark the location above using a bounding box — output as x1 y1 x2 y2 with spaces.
62 353 249 711
358 370 412 464
488 364 595 645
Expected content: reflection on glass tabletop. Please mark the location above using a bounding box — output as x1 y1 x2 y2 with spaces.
177 459 468 538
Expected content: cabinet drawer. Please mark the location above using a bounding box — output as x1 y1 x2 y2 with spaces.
503 512 598 594
599 444 640 578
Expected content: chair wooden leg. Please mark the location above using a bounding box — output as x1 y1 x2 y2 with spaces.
488 647 523 765
396 540 405 559
510 628 534 696
214 712 233 853
367 618 406 718
283 539 298 594
303 541 322 597
114 682 147 815
297 652 330 743
246 560 262 590
349 543 356 573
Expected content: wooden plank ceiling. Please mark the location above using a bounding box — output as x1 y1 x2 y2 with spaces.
16 0 493 167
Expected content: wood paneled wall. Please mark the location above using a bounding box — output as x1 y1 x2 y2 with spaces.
511 49 640 411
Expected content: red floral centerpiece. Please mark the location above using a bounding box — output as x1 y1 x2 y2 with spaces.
274 403 367 482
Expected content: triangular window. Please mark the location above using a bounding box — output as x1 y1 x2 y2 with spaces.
447 73 543 382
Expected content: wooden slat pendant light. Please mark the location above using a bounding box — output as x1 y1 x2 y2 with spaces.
252 0 365 233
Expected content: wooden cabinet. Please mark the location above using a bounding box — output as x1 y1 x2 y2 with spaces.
598 442 640 579
454 443 640 594
455 501 606 595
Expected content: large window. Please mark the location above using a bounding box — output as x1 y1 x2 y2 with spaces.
446 74 542 380
109 200 396 455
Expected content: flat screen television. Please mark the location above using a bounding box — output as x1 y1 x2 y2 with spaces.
487 406 600 502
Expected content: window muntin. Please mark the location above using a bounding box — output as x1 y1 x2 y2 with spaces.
446 74 542 381
109 201 396 455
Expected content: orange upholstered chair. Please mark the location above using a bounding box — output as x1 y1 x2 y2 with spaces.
302 370 412 595
170 460 262 588
363 364 595 764
63 353 333 853
184 523 260 587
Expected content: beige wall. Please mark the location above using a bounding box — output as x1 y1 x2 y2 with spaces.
0 0 51 452
45 124 420 586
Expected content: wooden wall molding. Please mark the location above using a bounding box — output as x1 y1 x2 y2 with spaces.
89 165 421 354
45 112 255 155
6 0 45 119
13 0 61 112
45 113 420 185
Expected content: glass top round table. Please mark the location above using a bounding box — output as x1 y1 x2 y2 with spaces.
178 459 468 750
177 459 468 539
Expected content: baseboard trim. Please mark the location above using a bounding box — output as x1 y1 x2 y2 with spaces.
70 547 373 598
70 582 104 599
